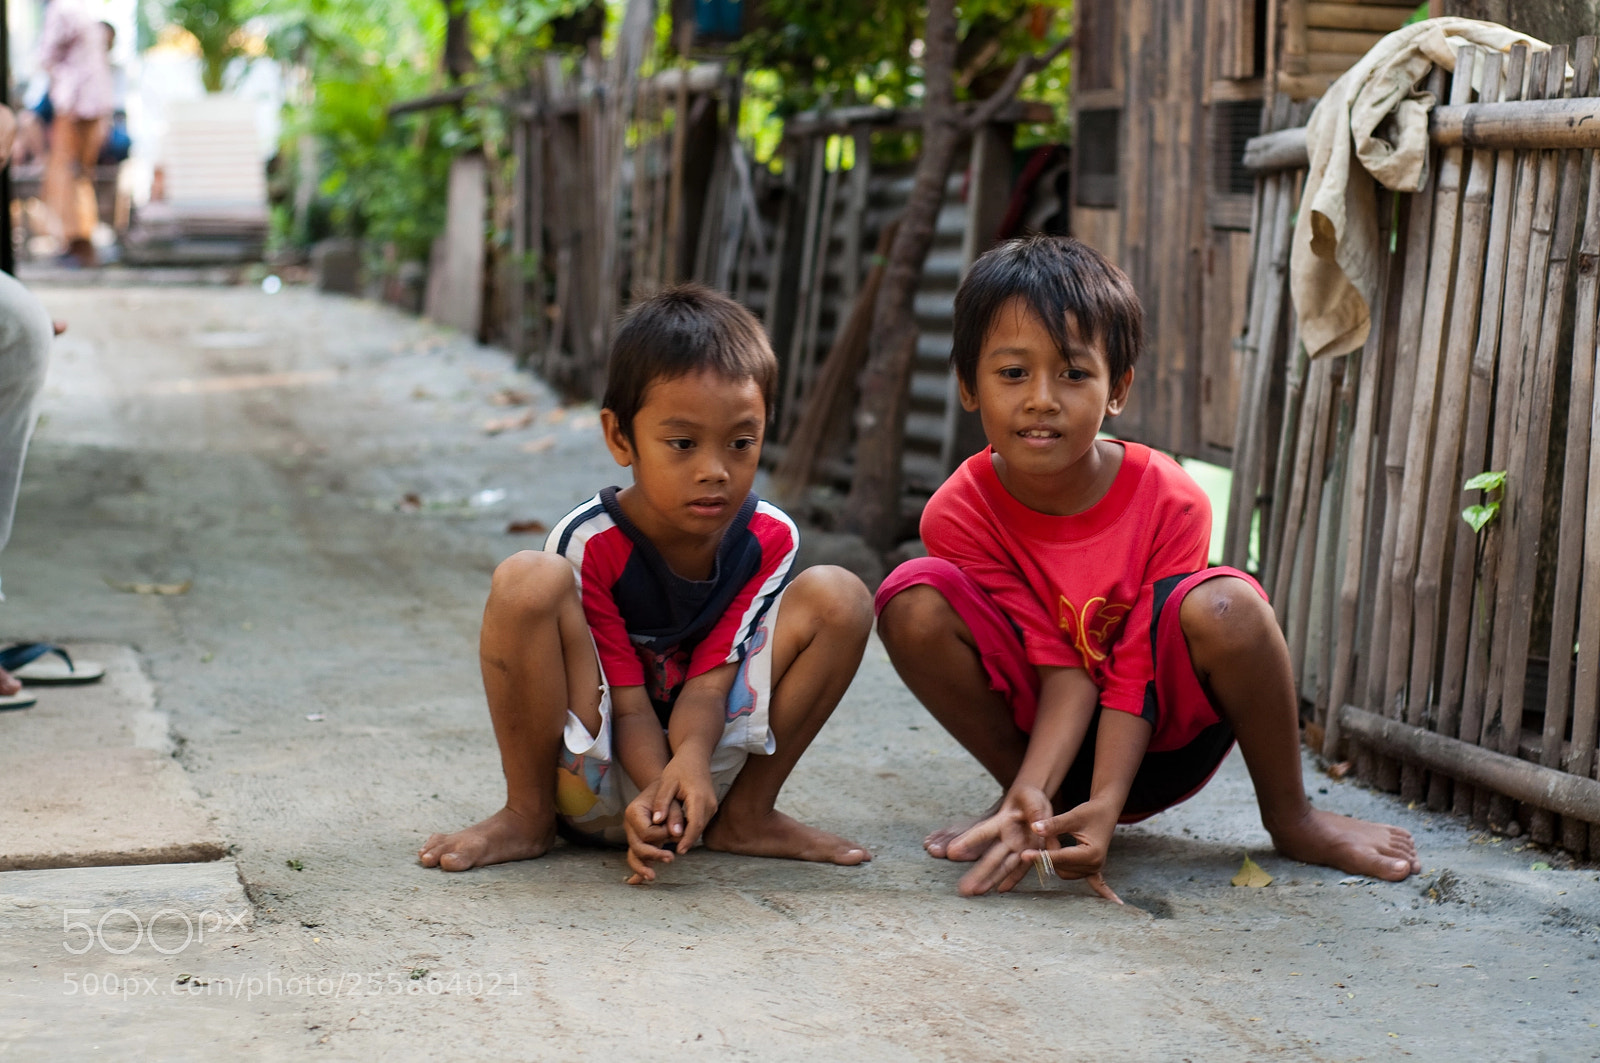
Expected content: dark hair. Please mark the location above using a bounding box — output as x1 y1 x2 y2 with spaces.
602 284 778 441
950 235 1143 394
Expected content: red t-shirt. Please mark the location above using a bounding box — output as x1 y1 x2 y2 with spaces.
921 442 1211 749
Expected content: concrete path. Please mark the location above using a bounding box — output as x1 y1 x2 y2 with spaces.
1 284 1595 1061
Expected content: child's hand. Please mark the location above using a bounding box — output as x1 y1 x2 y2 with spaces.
623 781 680 884
949 786 1054 896
1025 799 1124 904
652 756 718 855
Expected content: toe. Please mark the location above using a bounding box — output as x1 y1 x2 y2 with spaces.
439 851 472 872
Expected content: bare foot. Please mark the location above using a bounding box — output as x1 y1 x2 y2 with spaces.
703 808 871 866
0 667 19 697
924 796 1003 859
1269 808 1420 881
418 805 555 871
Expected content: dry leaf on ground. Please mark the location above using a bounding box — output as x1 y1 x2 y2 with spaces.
1303 722 1325 751
1327 760 1354 780
483 410 536 435
105 577 192 596
1231 854 1273 888
506 519 549 535
488 388 533 407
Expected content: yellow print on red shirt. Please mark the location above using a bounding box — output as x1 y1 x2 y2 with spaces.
1058 595 1132 663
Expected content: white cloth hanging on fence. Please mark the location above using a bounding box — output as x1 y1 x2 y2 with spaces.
1291 18 1547 360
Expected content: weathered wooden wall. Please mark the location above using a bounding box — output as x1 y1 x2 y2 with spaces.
1070 0 1421 466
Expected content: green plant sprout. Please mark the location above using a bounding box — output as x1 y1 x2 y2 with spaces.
1461 469 1507 534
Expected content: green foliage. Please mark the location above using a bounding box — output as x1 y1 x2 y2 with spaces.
734 0 1072 161
1461 469 1506 534
262 0 601 259
160 0 263 91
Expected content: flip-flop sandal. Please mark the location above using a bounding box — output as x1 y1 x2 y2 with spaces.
0 643 105 685
0 689 37 711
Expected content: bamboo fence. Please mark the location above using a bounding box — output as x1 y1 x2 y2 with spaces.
1231 39 1600 857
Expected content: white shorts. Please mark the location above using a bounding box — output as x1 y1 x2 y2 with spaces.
553 590 783 845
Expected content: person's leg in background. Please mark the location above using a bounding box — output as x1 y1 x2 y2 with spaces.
0 271 53 694
70 117 106 264
42 116 102 265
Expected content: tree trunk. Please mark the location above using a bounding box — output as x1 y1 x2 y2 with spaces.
1443 1 1600 44
838 0 963 550
443 0 473 83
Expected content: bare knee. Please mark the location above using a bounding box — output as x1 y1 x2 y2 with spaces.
787 564 873 641
1179 577 1279 661
876 584 964 656
488 550 578 620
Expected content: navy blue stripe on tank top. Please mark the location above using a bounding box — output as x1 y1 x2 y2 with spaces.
555 500 608 557
597 487 764 656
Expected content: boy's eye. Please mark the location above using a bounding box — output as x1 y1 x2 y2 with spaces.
1063 367 1090 382
729 437 758 451
667 438 695 451
998 367 1026 381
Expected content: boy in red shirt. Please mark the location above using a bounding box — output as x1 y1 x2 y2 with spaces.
876 236 1419 898
422 285 872 883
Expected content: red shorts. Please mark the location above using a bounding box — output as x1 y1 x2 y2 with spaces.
875 557 1266 821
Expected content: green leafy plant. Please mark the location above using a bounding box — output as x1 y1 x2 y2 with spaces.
1461 469 1507 534
160 0 263 92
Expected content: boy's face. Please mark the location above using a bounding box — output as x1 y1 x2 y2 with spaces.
958 297 1132 491
601 369 765 546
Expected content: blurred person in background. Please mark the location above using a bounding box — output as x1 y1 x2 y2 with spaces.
36 0 114 267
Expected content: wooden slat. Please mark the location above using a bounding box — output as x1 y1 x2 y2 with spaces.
1394 51 1480 803
1361 71 1445 791
1340 706 1600 822
1537 37 1600 849
1307 52 1369 75
1432 49 1518 813
1305 2 1417 31
1287 357 1337 685
1460 58 1536 825
1483 48 1575 832
1306 28 1386 54
1266 334 1310 602
1225 99 1297 570
1323 194 1397 761
1433 98 1600 150
1269 348 1319 616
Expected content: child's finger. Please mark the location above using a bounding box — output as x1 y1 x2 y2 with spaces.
668 799 686 838
651 780 680 825
946 814 1008 862
678 793 714 853
995 854 1034 894
1085 873 1123 905
1045 841 1103 878
957 840 1018 896
1032 811 1086 839
625 848 655 883
627 838 675 877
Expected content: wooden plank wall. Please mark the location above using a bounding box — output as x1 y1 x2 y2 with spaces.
1279 0 1419 99
1076 0 1213 460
